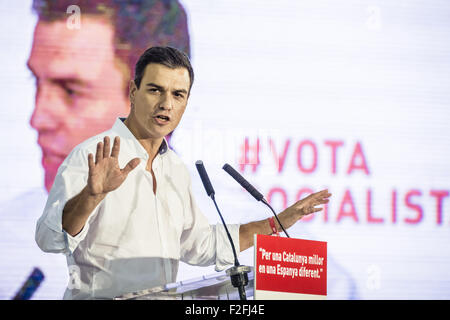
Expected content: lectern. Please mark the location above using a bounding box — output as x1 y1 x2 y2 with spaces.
114 235 327 300
114 268 254 300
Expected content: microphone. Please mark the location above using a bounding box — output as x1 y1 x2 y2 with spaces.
222 164 264 201
195 160 251 300
195 160 238 265
222 163 290 238
12 267 45 300
195 160 215 197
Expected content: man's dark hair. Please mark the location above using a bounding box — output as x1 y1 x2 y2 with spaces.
134 46 194 92
32 0 191 93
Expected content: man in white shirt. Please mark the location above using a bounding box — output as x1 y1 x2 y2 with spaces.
35 46 331 299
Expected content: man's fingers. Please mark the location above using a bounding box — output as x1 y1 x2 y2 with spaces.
316 198 330 205
302 190 331 204
316 189 331 197
296 189 331 215
121 158 141 175
111 136 120 158
302 207 323 216
306 197 329 211
95 141 103 164
88 153 94 172
103 136 110 158
310 190 332 202
305 189 327 199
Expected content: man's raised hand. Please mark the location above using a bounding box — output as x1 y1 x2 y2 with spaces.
289 189 332 219
87 136 140 196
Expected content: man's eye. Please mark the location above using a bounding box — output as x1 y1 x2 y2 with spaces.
64 87 76 96
60 84 79 97
149 88 160 93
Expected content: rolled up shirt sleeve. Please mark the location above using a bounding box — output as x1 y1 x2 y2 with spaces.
179 176 240 271
35 148 101 255
212 223 240 271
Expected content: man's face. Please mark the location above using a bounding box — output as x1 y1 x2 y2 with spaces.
129 63 190 140
27 17 130 192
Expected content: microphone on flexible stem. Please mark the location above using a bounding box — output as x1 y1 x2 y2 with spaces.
195 160 238 266
222 163 290 238
195 160 251 300
12 267 45 300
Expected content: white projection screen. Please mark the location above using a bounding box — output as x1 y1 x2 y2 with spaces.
0 0 449 300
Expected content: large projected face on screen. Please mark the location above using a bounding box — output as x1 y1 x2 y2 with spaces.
27 17 130 192
1 0 449 300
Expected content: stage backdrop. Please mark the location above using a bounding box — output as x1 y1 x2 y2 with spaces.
0 0 449 299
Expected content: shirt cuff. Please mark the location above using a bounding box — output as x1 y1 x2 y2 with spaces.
214 223 241 271
42 197 98 255
63 224 90 255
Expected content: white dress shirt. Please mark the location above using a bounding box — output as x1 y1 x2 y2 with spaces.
35 118 240 300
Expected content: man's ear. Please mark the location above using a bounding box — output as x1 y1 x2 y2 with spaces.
129 80 137 106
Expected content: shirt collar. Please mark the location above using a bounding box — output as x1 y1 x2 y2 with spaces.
113 117 169 156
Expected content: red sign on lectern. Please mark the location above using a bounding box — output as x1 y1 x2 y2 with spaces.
254 234 327 300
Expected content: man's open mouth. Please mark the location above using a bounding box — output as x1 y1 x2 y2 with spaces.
155 115 170 121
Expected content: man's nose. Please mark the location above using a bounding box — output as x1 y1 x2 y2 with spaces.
158 93 174 110
30 83 62 132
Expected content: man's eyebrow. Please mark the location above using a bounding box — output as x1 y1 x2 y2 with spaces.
52 78 91 88
145 83 188 94
145 83 164 90
174 88 188 95
26 61 90 87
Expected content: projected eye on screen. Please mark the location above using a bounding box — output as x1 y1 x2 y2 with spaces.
0 0 449 300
